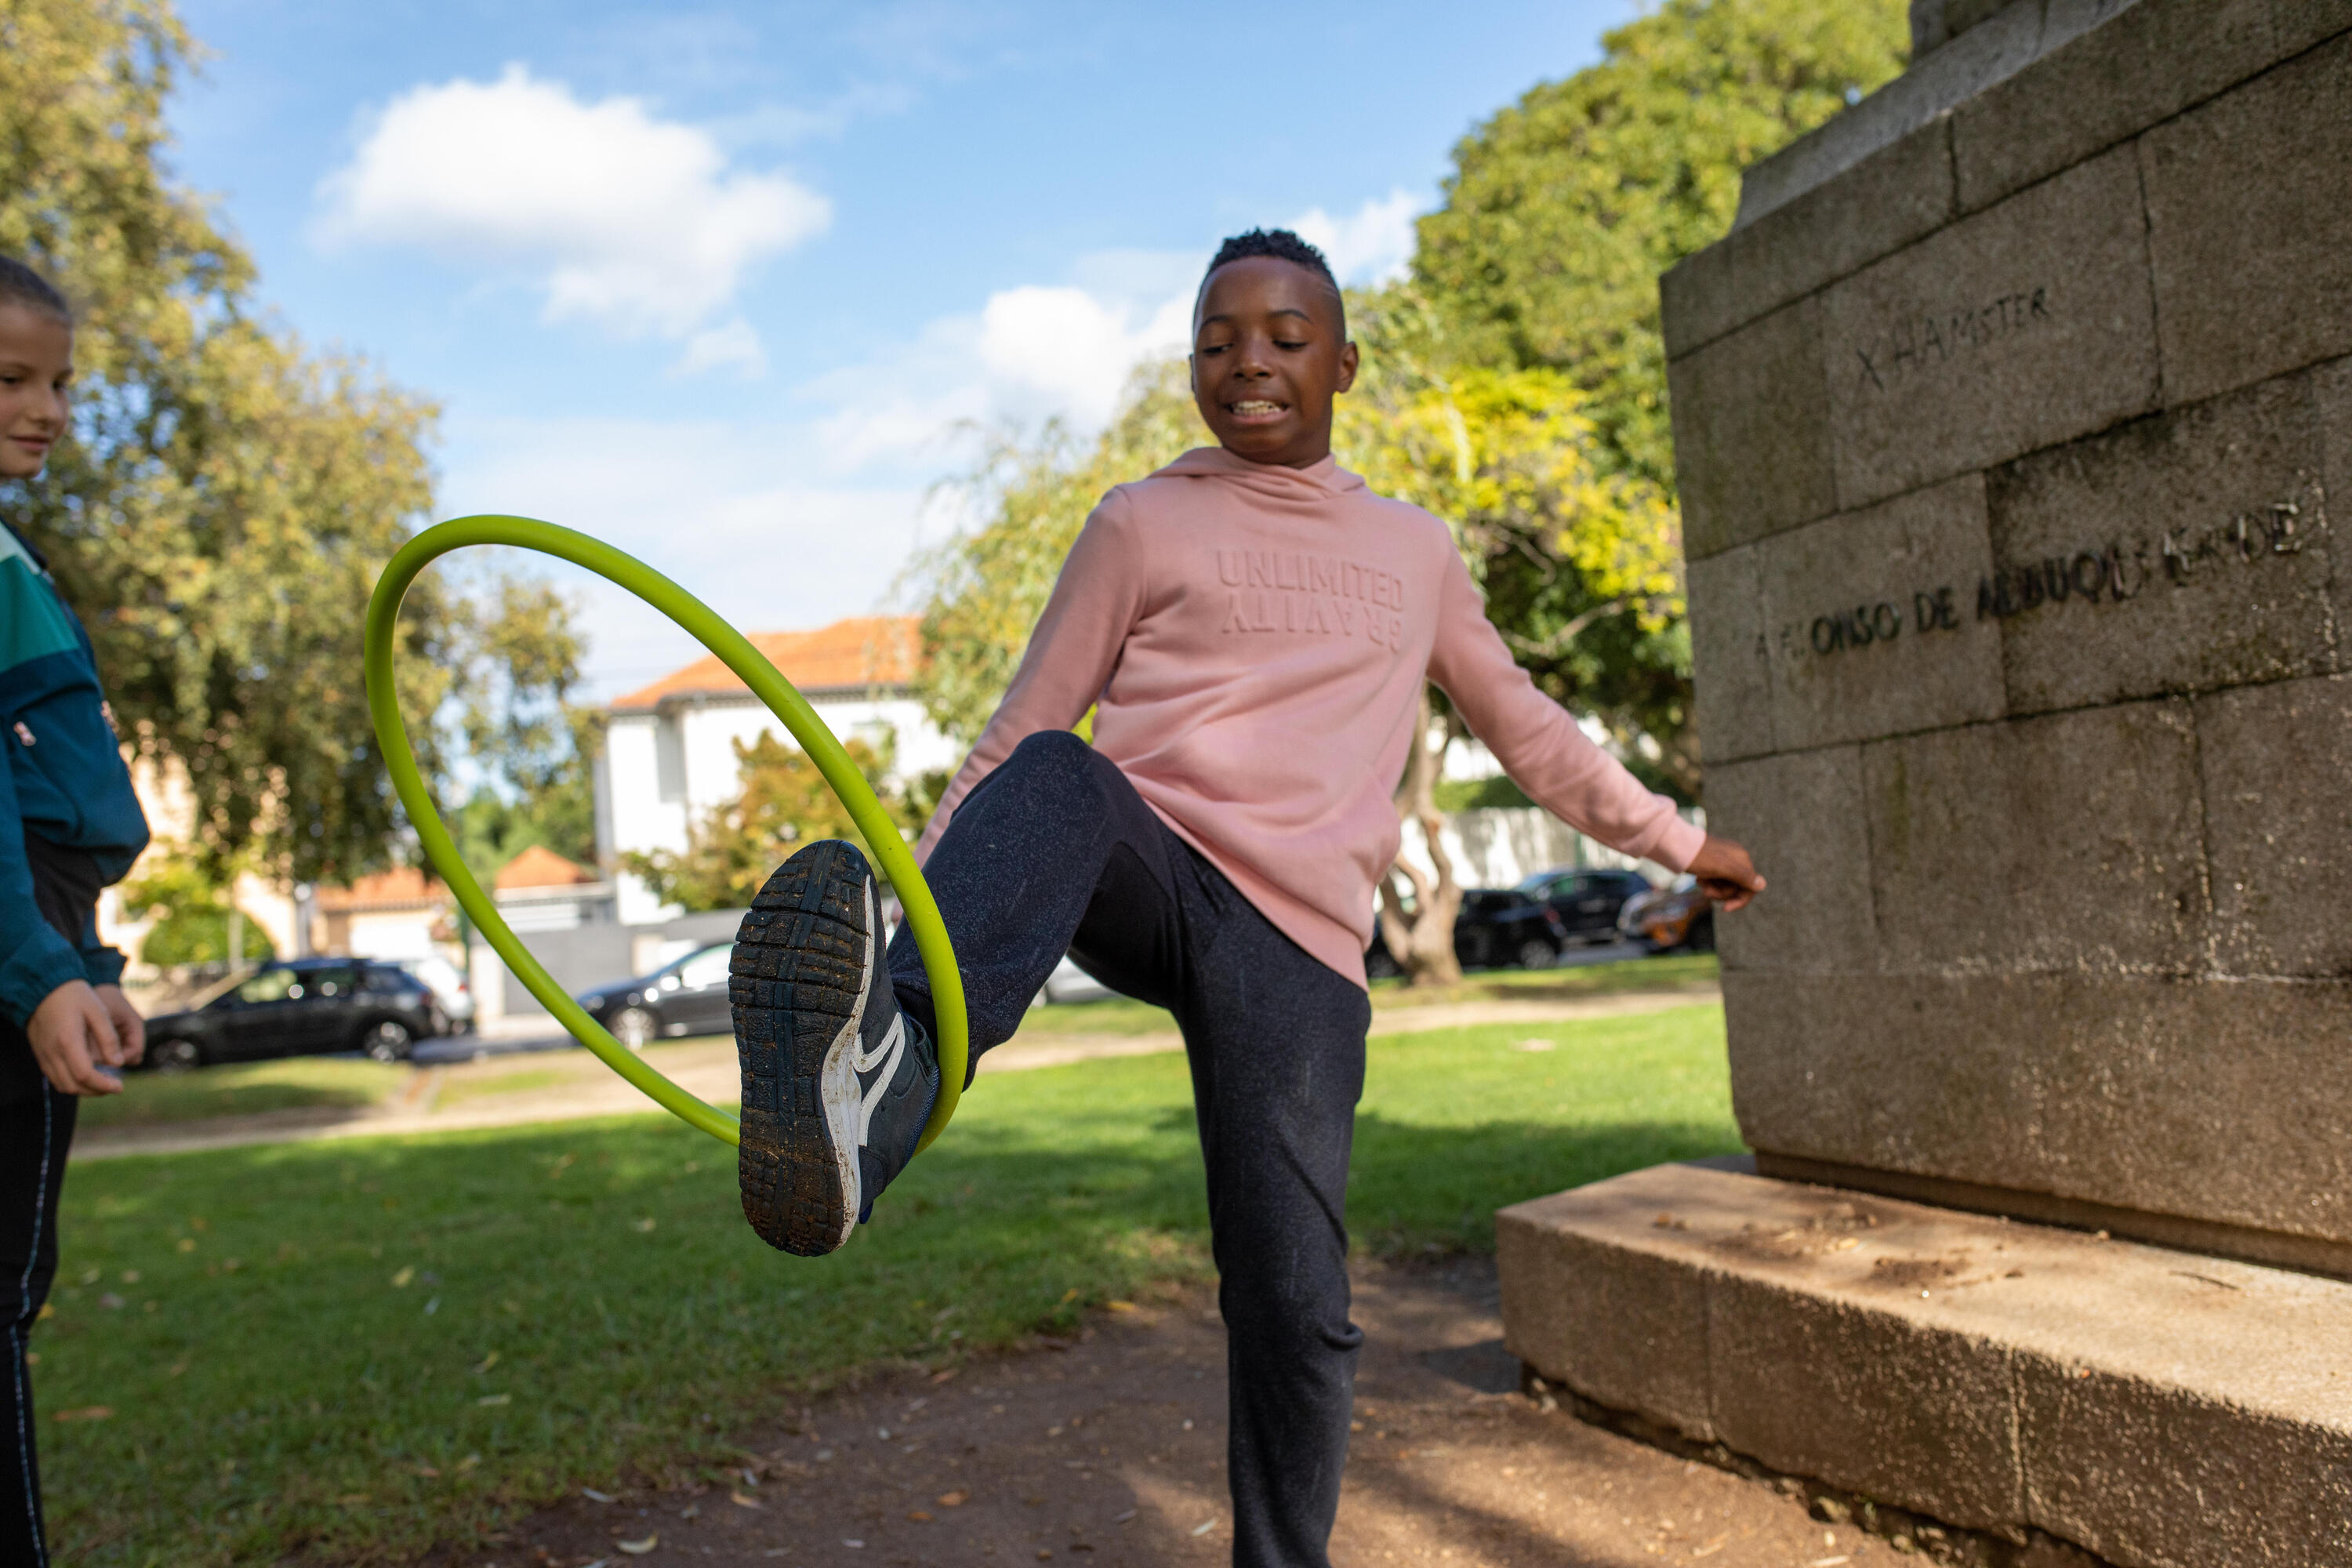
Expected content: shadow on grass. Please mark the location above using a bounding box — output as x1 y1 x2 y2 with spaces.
42 1009 1737 1566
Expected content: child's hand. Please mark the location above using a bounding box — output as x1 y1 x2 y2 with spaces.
1688 834 1764 912
27 978 128 1096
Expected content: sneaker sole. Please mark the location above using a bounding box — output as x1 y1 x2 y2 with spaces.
731 842 879 1256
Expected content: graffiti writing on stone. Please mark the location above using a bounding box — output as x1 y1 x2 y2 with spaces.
1789 503 2305 660
1853 288 2049 393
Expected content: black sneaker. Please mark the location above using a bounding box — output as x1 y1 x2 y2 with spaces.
731 840 940 1256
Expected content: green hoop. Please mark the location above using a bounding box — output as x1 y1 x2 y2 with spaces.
362 515 968 1152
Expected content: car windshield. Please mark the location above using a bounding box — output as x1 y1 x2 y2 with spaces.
234 967 299 1004
676 945 732 989
191 968 258 1010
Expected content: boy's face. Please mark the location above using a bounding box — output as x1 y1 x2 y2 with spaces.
1190 256 1358 470
0 303 73 481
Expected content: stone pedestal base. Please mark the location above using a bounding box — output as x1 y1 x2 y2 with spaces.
1497 1163 2352 1567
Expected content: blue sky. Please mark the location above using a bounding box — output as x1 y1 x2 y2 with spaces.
170 0 1637 697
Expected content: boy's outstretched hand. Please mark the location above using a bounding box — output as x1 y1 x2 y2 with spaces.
1688 834 1765 912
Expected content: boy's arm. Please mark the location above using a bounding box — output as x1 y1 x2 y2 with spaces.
1425 551 1709 873
914 493 1146 862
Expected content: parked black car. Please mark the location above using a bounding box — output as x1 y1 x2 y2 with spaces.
1516 867 1655 945
141 958 446 1070
575 942 735 1047
1452 888 1570 971
1452 867 1654 970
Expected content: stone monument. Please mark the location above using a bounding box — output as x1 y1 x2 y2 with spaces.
1496 1 2352 1562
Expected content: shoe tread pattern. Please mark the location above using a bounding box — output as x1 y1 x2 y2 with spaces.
731 841 869 1255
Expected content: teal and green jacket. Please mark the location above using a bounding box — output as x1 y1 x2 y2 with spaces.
0 518 149 1028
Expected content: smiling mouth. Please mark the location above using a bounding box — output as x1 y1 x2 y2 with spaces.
1226 398 1287 422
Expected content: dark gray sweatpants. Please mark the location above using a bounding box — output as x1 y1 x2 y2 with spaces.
888 729 1370 1568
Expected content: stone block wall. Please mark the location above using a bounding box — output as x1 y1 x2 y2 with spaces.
1667 0 2352 1269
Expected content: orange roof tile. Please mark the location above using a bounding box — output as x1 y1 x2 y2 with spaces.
493 844 598 891
314 866 447 912
612 615 920 712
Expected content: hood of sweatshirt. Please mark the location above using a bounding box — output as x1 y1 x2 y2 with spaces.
1152 445 1370 500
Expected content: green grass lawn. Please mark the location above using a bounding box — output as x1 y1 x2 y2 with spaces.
74 953 1722 1133
38 1002 1736 1566
72 1056 411 1131
1371 950 1718 1007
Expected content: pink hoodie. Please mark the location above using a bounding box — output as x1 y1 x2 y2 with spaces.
916 446 1705 986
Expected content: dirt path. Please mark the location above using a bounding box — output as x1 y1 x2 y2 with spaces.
423 1256 1906 1568
72 989 1719 1161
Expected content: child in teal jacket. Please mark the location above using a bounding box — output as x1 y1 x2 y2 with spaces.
0 254 152 1567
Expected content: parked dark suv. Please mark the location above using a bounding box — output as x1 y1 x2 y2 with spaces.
1515 867 1654 945
141 958 446 1070
1452 867 1654 970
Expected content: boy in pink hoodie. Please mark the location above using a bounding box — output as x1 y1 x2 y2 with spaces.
729 229 1762 1564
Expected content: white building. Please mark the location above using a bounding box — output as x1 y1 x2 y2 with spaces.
596 615 960 924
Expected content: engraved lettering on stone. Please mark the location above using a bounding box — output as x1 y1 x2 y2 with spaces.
1788 497 2301 662
1853 287 2051 393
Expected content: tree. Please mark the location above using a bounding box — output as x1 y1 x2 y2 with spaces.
117 850 273 967
1375 691 1468 987
1334 293 1683 982
909 360 1208 746
622 734 913 914
1412 0 1911 492
452 578 605 873
0 0 588 887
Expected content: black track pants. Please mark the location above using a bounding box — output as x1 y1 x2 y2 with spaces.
889 731 1370 1567
1 1067 75 1568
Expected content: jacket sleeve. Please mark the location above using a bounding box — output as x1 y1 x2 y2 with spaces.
0 751 92 1027
913 491 1146 863
1425 550 1706 873
74 904 126 989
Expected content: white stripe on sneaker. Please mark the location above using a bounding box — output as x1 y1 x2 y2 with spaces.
815 877 880 1250
855 1014 906 1147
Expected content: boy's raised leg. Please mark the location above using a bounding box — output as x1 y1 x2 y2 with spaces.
732 730 1186 1254
884 728 1188 1067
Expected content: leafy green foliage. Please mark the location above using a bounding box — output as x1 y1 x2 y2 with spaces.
453 579 604 869
908 360 1208 746
1341 291 1699 797
621 734 913 913
43 1000 1736 1564
1413 0 1911 492
1432 775 1534 813
117 851 273 966
0 0 590 884
1403 0 1908 789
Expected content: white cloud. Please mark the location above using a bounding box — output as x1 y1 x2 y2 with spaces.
670 318 768 380
804 250 1201 466
976 285 1192 427
444 195 1433 694
1289 187 1428 286
314 66 829 370
807 192 1433 464
441 415 931 701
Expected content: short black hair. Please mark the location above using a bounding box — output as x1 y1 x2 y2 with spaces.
0 256 72 325
1199 228 1345 331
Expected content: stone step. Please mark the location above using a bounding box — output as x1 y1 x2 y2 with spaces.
1497 1162 2352 1567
